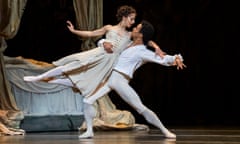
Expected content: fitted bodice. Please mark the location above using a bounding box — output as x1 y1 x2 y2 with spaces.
105 30 132 53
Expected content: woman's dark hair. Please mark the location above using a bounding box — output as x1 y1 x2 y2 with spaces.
140 20 155 45
116 5 136 22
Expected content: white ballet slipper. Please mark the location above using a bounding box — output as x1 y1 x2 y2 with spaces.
78 131 94 139
23 76 41 82
163 131 176 139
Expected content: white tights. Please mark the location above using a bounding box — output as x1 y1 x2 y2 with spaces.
108 72 174 136
23 64 76 87
23 66 65 82
79 103 96 138
82 71 176 139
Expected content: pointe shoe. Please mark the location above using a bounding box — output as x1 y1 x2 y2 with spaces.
164 131 176 139
23 76 40 82
78 132 94 139
24 76 54 82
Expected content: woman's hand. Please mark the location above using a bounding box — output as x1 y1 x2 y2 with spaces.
66 20 75 32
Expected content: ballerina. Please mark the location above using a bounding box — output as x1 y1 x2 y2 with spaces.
24 5 137 98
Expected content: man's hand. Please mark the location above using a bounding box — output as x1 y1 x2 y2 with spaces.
103 42 113 53
173 56 187 70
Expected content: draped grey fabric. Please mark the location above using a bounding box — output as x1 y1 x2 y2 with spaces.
4 56 84 116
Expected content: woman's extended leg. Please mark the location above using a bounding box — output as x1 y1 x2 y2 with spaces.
23 66 65 82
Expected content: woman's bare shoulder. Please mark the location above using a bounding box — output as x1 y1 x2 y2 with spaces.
103 24 114 30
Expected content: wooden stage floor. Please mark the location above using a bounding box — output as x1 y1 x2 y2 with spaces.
1 126 240 144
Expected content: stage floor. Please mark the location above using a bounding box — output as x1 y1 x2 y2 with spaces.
1 126 240 144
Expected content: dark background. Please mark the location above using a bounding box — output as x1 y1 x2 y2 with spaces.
4 0 239 127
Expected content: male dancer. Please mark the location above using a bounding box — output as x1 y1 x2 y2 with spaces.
80 21 186 139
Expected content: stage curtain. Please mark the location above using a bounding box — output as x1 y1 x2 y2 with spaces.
0 0 27 135
73 0 103 51
0 0 27 110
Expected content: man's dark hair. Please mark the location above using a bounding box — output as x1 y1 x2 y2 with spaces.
140 20 155 45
